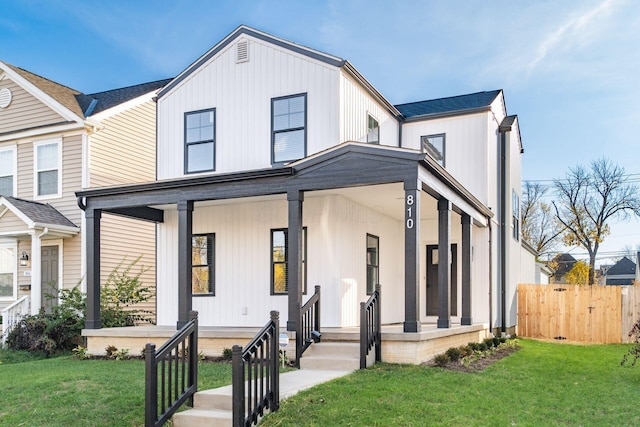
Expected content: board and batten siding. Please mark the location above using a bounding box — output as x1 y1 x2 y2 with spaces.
0 77 67 136
89 99 157 187
156 193 406 328
157 36 340 180
402 113 490 206
338 71 399 147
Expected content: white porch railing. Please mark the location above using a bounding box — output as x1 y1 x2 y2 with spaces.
1 295 29 345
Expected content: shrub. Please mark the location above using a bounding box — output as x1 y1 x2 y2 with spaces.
459 345 473 357
445 346 462 361
468 342 481 352
433 353 449 367
72 345 91 360
622 320 640 366
105 345 118 358
483 338 496 349
222 348 233 360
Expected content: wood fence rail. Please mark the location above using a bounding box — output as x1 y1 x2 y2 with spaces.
518 284 640 344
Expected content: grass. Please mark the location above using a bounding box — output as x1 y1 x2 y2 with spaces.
260 339 640 426
0 351 232 427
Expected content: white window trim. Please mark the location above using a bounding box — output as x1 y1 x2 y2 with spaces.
367 113 379 145
0 241 18 301
0 144 17 197
33 138 62 200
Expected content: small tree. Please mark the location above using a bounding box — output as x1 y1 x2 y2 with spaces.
565 260 590 285
521 181 565 256
553 158 640 285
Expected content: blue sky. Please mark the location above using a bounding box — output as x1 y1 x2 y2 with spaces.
2 0 639 264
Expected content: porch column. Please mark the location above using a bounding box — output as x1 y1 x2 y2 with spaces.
177 201 193 329
461 214 473 325
30 233 42 315
403 180 421 333
287 190 303 332
437 199 451 329
85 208 101 328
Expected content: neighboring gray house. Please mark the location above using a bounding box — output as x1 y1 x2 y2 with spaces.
549 253 577 284
604 256 637 286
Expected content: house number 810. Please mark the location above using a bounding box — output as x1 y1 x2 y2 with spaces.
406 195 414 229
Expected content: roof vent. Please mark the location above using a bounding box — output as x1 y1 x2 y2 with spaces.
0 88 12 109
236 40 249 63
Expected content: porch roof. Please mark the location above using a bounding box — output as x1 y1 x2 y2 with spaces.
76 142 492 224
0 196 79 237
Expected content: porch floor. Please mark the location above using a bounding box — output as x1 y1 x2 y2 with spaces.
82 322 489 364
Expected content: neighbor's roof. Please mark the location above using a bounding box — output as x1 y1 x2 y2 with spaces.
551 253 578 276
2 196 78 229
394 90 502 119
2 62 170 118
606 257 636 276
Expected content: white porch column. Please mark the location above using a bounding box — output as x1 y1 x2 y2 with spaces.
30 234 42 315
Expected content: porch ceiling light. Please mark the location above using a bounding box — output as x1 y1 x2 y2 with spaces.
19 251 29 267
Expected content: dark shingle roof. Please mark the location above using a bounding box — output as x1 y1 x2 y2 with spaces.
78 78 172 116
394 90 502 119
606 257 636 276
551 253 578 276
4 196 78 228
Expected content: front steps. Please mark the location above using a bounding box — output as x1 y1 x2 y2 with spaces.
172 342 359 426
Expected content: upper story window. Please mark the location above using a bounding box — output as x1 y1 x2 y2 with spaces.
366 234 379 295
272 93 306 164
421 134 445 167
271 227 307 295
192 234 214 295
367 114 379 144
0 147 15 196
512 190 520 241
34 139 61 198
185 109 215 174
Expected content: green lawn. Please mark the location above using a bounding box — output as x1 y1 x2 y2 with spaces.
0 352 232 427
261 339 640 426
2 340 639 426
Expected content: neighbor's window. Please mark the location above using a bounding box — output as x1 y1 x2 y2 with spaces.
367 114 379 144
185 109 215 173
35 140 60 197
421 134 445 167
0 245 16 299
271 228 307 294
512 190 520 241
272 94 306 164
366 234 379 295
192 234 214 295
0 147 15 196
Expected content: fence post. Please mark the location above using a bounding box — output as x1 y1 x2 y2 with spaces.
188 310 198 406
145 343 157 427
360 301 367 369
375 284 381 363
232 345 245 427
270 310 280 411
314 285 321 333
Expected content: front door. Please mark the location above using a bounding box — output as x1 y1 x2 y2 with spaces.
41 246 59 313
426 244 457 316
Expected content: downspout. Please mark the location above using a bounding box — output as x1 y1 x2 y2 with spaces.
488 221 493 334
38 227 50 240
499 130 507 335
397 116 403 148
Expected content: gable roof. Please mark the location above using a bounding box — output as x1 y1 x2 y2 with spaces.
606 257 636 276
0 196 79 238
1 61 170 121
551 253 577 276
394 90 502 119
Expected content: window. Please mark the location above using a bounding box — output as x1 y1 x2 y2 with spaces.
192 234 214 295
366 234 379 295
185 109 215 173
367 114 379 144
272 94 306 164
35 140 60 197
512 190 520 241
0 147 15 196
0 245 16 300
421 134 445 167
271 228 307 295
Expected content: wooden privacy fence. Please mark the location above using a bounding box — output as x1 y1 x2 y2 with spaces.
518 284 640 344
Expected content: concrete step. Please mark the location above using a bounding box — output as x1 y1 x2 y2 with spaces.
172 408 232 427
302 342 359 357
300 353 360 371
193 385 233 410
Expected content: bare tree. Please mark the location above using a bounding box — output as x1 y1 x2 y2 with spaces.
553 158 640 285
521 181 565 257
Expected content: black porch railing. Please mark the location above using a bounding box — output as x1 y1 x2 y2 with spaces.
298 285 321 364
145 310 198 427
360 284 381 369
232 310 280 427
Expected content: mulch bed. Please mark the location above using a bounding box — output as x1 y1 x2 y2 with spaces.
425 345 520 373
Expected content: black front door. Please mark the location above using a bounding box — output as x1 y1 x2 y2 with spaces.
426 244 457 316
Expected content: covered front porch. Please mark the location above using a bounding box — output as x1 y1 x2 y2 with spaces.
77 142 494 363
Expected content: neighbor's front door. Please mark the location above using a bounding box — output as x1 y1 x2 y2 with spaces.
41 246 59 313
426 244 457 317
